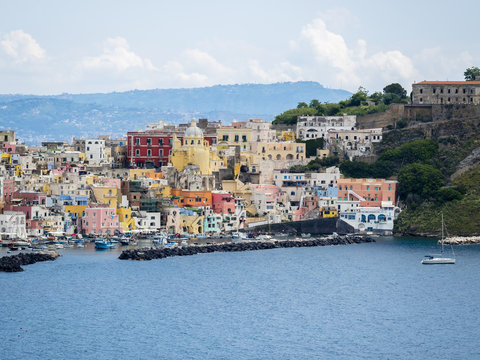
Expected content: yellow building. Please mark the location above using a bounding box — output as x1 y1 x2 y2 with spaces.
129 168 156 180
255 142 306 161
92 186 120 208
217 126 253 151
181 213 204 234
280 131 296 141
169 119 223 175
65 205 88 219
117 207 135 231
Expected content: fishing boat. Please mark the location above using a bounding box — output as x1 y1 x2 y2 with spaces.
95 239 116 249
421 213 455 264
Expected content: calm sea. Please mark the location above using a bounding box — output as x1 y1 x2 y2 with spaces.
1 237 479 360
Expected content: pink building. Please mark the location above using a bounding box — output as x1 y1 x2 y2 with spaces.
211 191 235 214
337 178 397 207
1 178 16 203
81 207 121 235
2 142 16 153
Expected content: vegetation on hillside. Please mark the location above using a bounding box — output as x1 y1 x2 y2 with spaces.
273 83 408 125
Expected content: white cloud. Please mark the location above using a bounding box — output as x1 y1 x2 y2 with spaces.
82 37 157 72
0 30 46 63
293 17 417 91
248 60 302 83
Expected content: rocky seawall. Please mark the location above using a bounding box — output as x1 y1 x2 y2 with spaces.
442 236 480 245
0 251 60 272
119 235 374 261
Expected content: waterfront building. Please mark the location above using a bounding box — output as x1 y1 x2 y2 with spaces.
0 211 27 239
81 207 121 235
337 178 399 234
134 211 161 232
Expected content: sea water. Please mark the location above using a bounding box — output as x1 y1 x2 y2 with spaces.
1 237 479 359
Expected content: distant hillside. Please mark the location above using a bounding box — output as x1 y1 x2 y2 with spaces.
0 82 351 144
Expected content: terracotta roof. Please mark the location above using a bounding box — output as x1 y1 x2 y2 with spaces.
414 81 480 85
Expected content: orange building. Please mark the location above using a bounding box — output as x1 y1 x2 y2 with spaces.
171 189 212 208
337 178 397 207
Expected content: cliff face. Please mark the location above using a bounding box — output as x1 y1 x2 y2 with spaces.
382 109 480 236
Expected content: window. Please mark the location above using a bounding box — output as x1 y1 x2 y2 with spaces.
242 135 247 142
135 138 140 145
455 89 458 94
147 149 152 156
366 186 370 190
420 89 423 94
159 138 163 145
448 89 451 94
147 138 151 146
433 88 436 94
222 135 228 141
420 98 423 102
234 135 239 142
159 149 163 157
440 89 443 94
135 149 140 156
463 89 466 94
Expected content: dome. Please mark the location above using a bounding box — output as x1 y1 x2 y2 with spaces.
184 119 203 138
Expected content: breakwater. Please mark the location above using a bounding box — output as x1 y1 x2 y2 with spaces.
0 251 60 272
442 236 480 245
119 235 374 261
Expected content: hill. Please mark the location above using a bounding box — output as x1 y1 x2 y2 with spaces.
0 82 351 143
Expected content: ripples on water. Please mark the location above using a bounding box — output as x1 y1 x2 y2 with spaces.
1 237 480 359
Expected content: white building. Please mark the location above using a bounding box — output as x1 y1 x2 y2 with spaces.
296 115 357 140
273 166 340 189
328 128 383 158
246 118 276 144
0 211 27 239
339 203 401 235
85 139 105 164
134 211 161 231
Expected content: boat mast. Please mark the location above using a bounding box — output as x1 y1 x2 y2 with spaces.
441 212 444 255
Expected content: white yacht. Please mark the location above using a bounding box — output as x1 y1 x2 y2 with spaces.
421 213 455 265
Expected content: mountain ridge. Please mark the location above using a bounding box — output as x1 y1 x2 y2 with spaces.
0 81 351 144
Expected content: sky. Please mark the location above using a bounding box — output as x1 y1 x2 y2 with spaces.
0 0 478 95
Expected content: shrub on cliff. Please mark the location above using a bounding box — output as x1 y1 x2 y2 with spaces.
398 163 444 201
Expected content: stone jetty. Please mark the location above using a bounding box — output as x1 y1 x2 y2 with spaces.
442 236 480 245
0 251 60 272
119 235 374 261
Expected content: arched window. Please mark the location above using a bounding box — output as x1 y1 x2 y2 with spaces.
367 214 376 222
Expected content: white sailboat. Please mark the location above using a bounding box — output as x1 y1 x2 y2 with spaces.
421 213 455 264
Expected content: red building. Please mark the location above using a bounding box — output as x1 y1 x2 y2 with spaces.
127 131 217 168
211 191 235 214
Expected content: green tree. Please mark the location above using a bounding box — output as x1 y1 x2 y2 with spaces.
383 83 407 98
273 107 317 125
398 163 444 201
379 139 438 164
297 102 309 109
348 87 368 106
464 66 480 81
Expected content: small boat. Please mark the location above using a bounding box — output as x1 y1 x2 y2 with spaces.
422 213 455 265
95 239 116 249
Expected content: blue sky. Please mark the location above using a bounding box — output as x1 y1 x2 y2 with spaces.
0 0 478 94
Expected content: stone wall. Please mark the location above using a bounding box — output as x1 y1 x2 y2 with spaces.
356 104 405 129
247 217 354 235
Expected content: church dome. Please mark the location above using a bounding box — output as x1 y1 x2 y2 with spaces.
184 119 203 138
